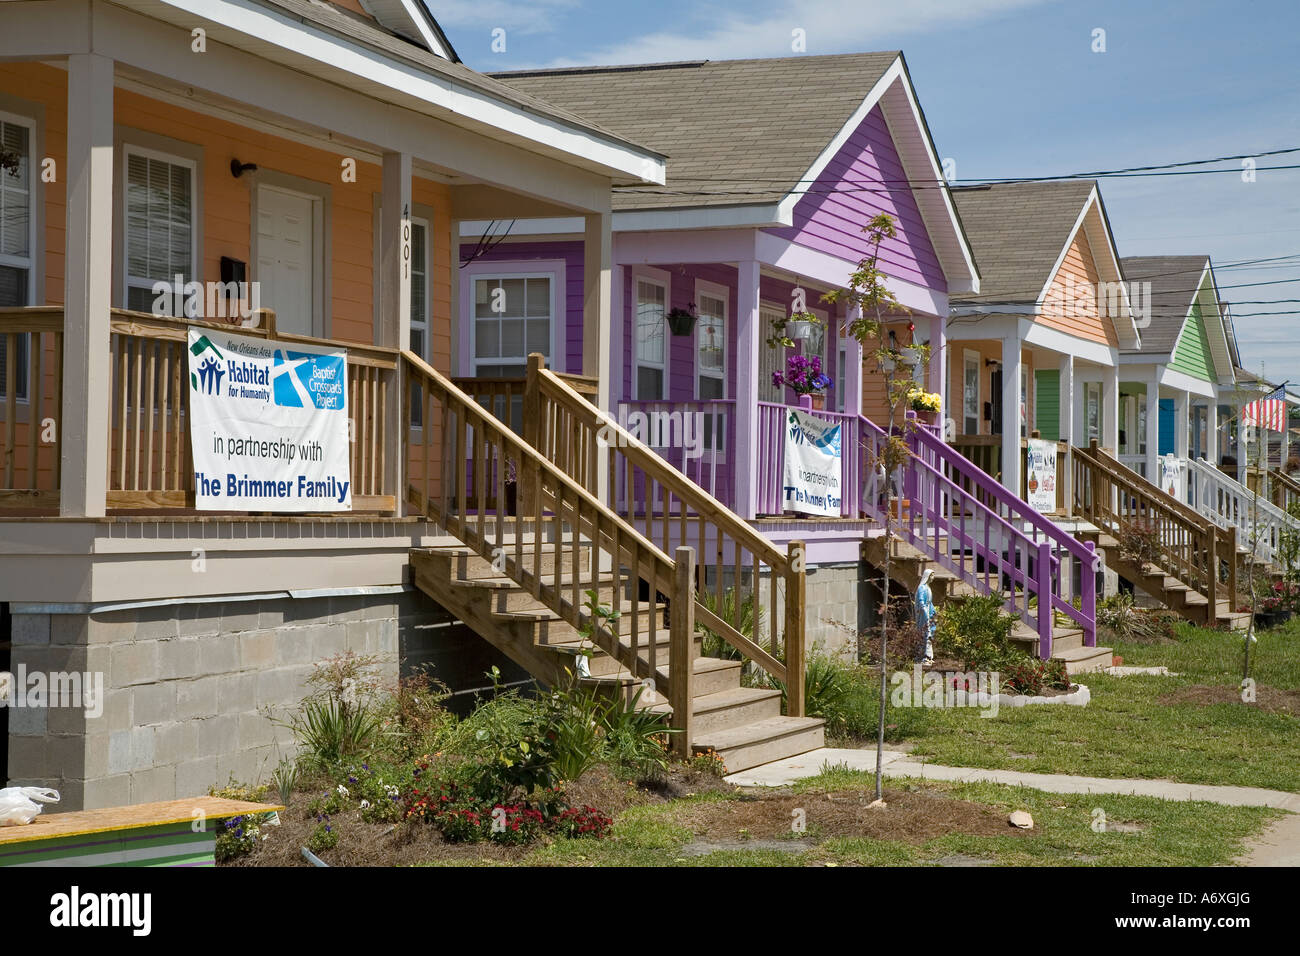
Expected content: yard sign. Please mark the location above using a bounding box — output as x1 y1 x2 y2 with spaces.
188 328 352 511
782 408 842 517
1026 438 1057 512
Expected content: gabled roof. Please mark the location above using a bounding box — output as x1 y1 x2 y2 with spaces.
1120 256 1234 381
948 180 1096 304
360 0 460 61
491 52 978 288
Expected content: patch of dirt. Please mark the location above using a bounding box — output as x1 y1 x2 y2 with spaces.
1159 684 1300 716
674 787 1031 846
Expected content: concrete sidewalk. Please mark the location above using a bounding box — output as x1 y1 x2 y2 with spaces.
725 748 1300 811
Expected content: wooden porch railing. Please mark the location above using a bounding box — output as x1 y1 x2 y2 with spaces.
1073 440 1238 612
405 351 712 751
452 372 597 437
951 434 1001 484
0 307 63 509
905 422 1099 655
524 355 804 715
1268 468 1300 514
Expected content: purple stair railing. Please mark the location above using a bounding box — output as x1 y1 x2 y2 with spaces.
857 415 1099 658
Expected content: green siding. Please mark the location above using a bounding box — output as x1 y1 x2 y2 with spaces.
1170 300 1214 382
1034 369 1060 440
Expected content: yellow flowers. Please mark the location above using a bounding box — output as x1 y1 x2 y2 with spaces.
908 389 941 412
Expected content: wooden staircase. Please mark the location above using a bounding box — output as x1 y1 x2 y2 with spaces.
861 535 1112 674
1072 441 1251 631
402 353 824 774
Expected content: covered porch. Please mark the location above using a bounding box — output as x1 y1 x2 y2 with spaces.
1114 363 1220 480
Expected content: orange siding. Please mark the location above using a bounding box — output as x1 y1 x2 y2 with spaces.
1039 229 1117 347
859 319 919 425
944 342 1042 436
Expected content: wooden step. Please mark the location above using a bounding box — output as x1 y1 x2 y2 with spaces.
580 656 742 700
693 716 826 774
689 686 783 735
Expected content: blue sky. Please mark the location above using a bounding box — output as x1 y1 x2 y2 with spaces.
437 0 1300 381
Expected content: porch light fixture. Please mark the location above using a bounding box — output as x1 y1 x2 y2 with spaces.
230 159 259 178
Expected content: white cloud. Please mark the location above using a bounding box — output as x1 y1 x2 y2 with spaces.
546 0 1053 66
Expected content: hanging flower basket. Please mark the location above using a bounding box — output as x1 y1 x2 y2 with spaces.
900 346 922 368
666 306 697 336
788 319 814 340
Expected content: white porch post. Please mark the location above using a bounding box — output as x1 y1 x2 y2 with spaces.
1059 353 1074 512
61 53 114 518
1206 398 1219 464
379 151 412 514
844 304 863 416
1174 390 1190 460
1145 376 1160 479
1103 364 1119 456
584 212 612 503
735 259 762 519
1000 334 1021 494
928 313 945 401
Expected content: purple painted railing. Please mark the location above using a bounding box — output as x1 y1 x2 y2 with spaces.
896 417 1099 655
756 399 863 518
615 400 735 512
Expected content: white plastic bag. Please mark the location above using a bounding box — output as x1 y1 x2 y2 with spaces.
0 787 60 826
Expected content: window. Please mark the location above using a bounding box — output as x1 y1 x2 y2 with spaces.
0 115 33 401
124 147 195 315
409 218 430 426
963 350 980 435
758 303 785 403
473 273 553 378
835 342 848 413
634 277 666 399
696 290 726 451
1086 382 1101 443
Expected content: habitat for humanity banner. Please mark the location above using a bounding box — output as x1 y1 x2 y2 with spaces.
188 328 351 511
782 408 842 517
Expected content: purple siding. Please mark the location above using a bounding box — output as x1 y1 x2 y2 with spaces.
766 104 946 293
458 240 584 374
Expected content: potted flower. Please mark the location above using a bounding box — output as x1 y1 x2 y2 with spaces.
908 388 942 424
772 354 832 410
666 302 698 337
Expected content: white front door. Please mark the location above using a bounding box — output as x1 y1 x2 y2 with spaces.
256 185 316 336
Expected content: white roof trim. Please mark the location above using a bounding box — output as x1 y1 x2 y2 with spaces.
775 56 979 293
359 0 452 59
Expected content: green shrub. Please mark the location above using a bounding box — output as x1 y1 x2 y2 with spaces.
999 657 1071 696
296 696 384 765
935 595 1016 670
696 588 764 661
307 814 339 852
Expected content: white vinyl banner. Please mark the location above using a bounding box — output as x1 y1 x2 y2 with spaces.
1026 438 1058 513
1160 455 1186 502
188 328 352 512
782 408 842 517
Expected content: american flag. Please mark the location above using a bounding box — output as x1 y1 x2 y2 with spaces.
1241 385 1288 432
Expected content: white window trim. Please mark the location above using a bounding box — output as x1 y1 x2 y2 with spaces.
409 215 431 362
632 268 670 401
0 109 37 405
963 349 981 435
758 300 787 404
464 264 562 377
121 143 199 315
693 279 728 401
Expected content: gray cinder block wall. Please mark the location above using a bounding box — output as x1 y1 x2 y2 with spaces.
4 589 526 810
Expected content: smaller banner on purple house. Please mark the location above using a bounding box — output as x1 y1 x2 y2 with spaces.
1026 438 1058 513
782 409 842 517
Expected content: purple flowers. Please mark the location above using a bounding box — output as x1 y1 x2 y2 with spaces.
772 354 832 396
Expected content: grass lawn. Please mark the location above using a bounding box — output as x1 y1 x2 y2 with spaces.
505 772 1279 867
867 619 1300 791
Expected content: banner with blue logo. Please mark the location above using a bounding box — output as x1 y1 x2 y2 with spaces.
782 409 842 517
188 328 352 511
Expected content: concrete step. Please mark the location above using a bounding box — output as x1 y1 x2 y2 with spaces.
1053 644 1113 675
1050 628 1084 652
693 716 826 774
689 686 784 735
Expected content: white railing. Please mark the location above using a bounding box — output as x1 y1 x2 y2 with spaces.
1182 455 1299 565
1119 454 1147 479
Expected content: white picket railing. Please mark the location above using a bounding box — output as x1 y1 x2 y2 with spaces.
1180 455 1299 565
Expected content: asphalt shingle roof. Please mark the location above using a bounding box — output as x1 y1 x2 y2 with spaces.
490 53 901 211
1118 255 1211 355
948 180 1097 305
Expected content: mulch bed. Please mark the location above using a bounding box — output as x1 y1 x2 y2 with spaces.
1159 684 1300 716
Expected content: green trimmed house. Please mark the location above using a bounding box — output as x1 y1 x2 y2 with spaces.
1115 256 1236 479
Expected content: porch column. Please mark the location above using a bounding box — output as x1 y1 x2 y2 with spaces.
735 259 761 519
928 313 945 403
61 53 114 518
379 152 412 514
1000 334 1021 495
1103 364 1120 456
1206 398 1219 464
844 304 863 416
1059 353 1074 513
1174 390 1190 460
1145 377 1160 480
584 211 612 503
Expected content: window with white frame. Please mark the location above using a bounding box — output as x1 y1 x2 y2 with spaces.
758 303 785 403
0 115 33 401
696 290 726 451
1086 382 1101 443
124 146 196 315
409 217 430 426
473 272 553 378
634 277 667 399
835 341 848 413
963 350 980 435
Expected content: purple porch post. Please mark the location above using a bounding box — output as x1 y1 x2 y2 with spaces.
1037 540 1053 660
734 260 761 519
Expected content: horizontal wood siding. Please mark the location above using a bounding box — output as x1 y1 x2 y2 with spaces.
1170 300 1213 382
1040 228 1116 346
765 104 946 294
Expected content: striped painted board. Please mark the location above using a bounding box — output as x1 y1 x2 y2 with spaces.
0 797 282 867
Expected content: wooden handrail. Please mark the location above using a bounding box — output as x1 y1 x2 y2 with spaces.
526 355 802 712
